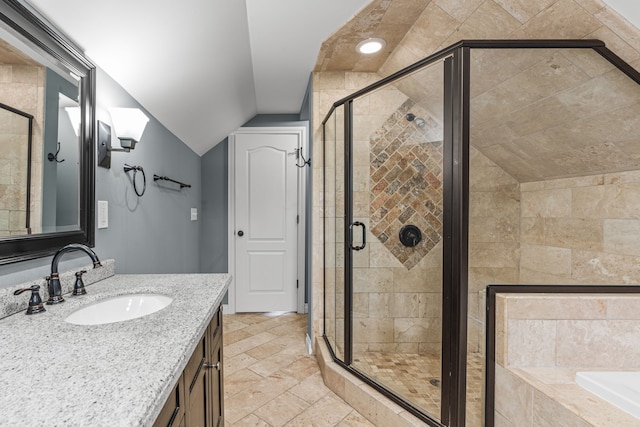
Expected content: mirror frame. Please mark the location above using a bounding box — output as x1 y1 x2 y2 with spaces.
0 0 95 265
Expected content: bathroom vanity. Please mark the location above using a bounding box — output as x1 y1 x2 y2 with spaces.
0 267 230 426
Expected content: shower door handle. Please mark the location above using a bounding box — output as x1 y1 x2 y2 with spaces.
349 221 366 251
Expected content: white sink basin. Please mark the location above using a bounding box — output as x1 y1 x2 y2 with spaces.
65 294 173 325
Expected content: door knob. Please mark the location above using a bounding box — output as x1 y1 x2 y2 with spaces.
237 230 244 237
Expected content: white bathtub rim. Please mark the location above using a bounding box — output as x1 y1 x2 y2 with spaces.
576 371 640 420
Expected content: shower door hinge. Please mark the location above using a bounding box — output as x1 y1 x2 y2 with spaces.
297 215 299 224
297 280 299 289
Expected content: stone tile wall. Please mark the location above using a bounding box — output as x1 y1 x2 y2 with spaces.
467 147 520 355
315 71 445 356
494 293 640 426
0 64 44 236
520 170 640 285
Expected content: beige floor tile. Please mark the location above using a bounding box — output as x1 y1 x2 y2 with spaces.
225 331 279 358
224 313 373 427
225 329 253 345
225 368 263 398
288 371 331 404
229 413 271 427
337 411 377 427
245 340 288 360
284 394 354 426
253 392 310 427
225 352 259 376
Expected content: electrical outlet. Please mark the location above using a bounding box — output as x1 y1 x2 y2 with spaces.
191 208 197 221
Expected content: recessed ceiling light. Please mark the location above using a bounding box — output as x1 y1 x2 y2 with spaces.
356 38 386 54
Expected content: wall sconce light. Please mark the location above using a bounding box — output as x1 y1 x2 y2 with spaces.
97 108 149 169
108 108 149 150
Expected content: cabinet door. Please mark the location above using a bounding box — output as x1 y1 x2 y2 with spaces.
185 334 210 427
210 310 224 427
153 375 185 427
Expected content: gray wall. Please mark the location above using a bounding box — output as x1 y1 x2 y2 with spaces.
0 66 202 288
200 138 228 274
55 105 80 228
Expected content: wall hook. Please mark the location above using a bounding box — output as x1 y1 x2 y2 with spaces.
47 142 65 163
292 147 311 168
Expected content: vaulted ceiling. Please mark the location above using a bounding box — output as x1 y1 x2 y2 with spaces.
24 0 640 159
25 0 369 155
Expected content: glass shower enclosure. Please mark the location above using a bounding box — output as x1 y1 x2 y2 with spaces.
322 39 640 427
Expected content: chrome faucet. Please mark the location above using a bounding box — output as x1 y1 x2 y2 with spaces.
46 243 102 305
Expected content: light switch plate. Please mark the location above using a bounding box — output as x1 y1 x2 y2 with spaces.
98 200 108 229
191 208 197 221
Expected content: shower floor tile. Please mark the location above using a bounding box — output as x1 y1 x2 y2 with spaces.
352 351 484 426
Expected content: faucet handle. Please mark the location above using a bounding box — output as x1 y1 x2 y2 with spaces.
73 270 88 296
13 285 46 315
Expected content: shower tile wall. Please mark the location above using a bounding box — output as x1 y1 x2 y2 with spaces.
467 147 520 354
314 70 446 356
352 90 443 356
520 170 640 285
0 63 44 237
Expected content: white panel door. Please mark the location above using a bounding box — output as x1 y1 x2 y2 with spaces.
235 132 298 312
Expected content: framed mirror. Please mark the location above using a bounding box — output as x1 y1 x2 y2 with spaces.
0 0 95 264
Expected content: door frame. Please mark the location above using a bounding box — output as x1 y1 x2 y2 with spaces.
226 126 308 314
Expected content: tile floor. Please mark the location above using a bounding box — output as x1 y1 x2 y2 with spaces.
223 312 375 426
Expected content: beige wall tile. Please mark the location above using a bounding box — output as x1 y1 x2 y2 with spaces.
469 267 519 294
470 242 520 268
495 364 533 426
368 292 393 318
595 6 640 53
531 390 591 427
506 296 607 320
470 189 520 219
507 319 557 367
603 219 640 256
514 0 603 39
572 249 640 284
606 296 640 319
392 292 420 317
353 318 394 343
521 188 572 218
544 218 603 251
519 267 578 284
493 0 557 24
469 216 520 243
520 244 572 277
433 0 483 22
393 265 442 293
572 184 640 219
440 0 522 48
394 317 441 343
353 267 394 293
400 2 459 59
556 319 640 368
520 217 544 244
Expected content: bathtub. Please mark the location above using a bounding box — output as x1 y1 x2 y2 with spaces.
576 371 640 419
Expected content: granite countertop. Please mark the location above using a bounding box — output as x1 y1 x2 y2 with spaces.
0 272 231 427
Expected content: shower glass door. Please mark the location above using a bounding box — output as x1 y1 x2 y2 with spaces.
324 105 346 362
348 59 447 422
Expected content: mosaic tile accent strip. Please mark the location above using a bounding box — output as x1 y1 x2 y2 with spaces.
370 99 444 270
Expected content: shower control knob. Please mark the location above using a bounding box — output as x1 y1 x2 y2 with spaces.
399 224 422 247
237 230 244 237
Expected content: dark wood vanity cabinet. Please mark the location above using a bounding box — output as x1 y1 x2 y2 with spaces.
154 306 224 427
